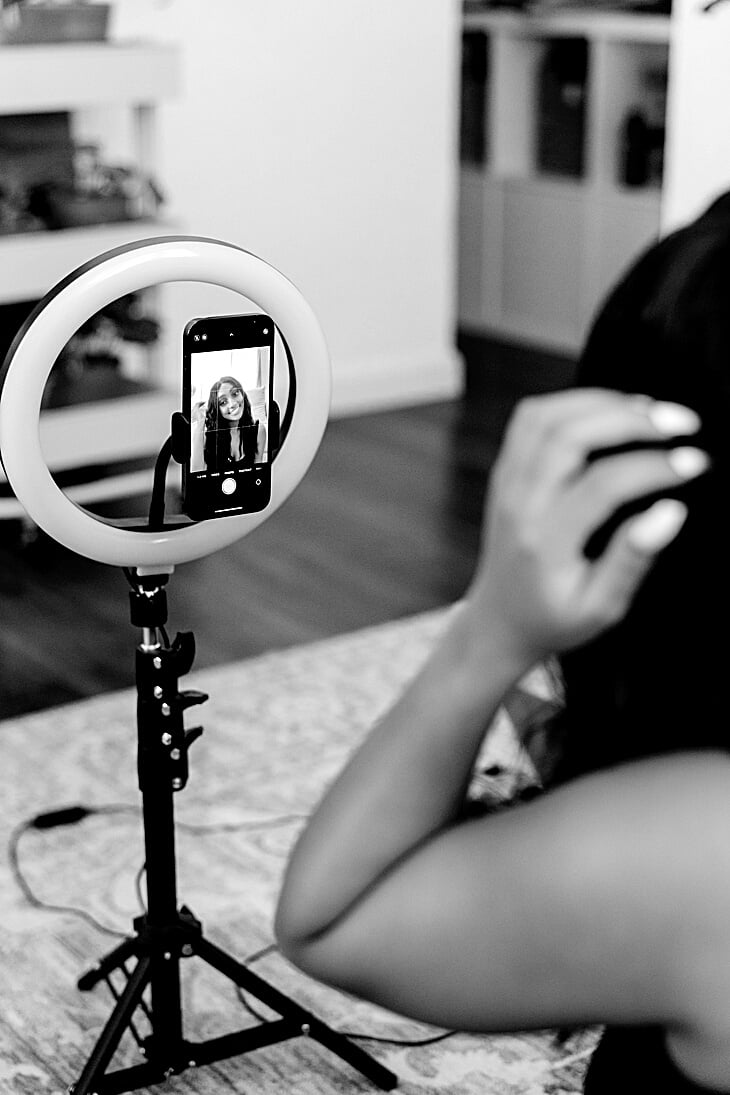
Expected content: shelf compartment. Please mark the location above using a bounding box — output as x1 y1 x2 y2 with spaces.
535 37 588 179
460 30 490 167
588 38 668 189
487 31 590 180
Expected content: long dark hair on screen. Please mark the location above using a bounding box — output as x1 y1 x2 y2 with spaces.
203 375 258 472
546 191 730 784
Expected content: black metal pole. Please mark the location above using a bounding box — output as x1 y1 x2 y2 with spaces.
135 628 184 1056
137 641 180 924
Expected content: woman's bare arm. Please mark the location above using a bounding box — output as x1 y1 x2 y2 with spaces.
281 747 730 1039
275 390 717 1039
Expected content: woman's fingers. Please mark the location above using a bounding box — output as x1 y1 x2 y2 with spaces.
581 499 689 629
502 389 701 502
626 497 690 552
560 444 709 549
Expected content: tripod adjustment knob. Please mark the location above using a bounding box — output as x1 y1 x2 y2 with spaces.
180 689 208 711
169 631 196 676
184 726 203 749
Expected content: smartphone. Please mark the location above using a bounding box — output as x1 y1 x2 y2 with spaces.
181 313 274 520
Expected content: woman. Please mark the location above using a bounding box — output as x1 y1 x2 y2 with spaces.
201 376 266 472
274 193 730 1092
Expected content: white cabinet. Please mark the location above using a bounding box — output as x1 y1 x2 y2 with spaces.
459 9 670 354
0 41 181 518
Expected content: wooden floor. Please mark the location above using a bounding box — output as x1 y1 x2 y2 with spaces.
0 336 575 720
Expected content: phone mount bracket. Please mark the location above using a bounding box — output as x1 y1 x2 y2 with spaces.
170 411 191 466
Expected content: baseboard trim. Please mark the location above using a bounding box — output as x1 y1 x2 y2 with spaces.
330 345 465 418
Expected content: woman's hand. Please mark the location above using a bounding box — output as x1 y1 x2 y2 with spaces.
465 388 708 667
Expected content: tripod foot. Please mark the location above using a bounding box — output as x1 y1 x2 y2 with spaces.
195 934 398 1090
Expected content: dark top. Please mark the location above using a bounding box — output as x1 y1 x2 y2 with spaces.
583 1026 725 1094
204 421 260 473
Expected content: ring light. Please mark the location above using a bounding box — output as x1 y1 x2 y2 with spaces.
0 237 331 568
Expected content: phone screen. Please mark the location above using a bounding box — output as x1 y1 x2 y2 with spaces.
182 313 274 519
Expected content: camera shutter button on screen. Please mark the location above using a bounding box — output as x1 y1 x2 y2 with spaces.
221 478 237 496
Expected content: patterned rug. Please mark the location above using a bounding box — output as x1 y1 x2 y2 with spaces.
0 607 598 1094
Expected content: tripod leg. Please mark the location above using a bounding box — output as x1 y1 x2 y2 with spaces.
71 955 152 1095
194 936 398 1091
77 936 139 991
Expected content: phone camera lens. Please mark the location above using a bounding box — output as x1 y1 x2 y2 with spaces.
193 334 200 341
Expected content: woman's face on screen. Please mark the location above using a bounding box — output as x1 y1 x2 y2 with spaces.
217 382 244 423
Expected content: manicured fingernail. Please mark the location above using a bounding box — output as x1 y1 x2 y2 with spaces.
629 499 688 552
648 402 701 436
667 446 710 479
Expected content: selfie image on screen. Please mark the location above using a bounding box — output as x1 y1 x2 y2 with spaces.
189 346 270 474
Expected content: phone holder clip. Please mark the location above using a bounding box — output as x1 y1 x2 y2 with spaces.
170 412 191 466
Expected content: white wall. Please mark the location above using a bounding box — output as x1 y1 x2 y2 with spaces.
662 0 730 233
105 0 464 415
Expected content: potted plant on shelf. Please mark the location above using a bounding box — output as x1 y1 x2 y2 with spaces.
0 0 112 45
29 143 164 229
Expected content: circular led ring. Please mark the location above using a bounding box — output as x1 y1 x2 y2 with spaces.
0 237 331 568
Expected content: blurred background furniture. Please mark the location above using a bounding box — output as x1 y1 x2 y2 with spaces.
457 0 730 357
458 8 670 354
0 40 180 520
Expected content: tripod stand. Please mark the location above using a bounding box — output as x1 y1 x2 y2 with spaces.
69 572 398 1094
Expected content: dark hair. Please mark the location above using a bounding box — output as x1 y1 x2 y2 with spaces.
549 192 730 783
203 375 258 472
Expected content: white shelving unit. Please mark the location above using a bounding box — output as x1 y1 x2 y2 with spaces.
0 220 168 302
459 8 670 354
0 42 181 518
